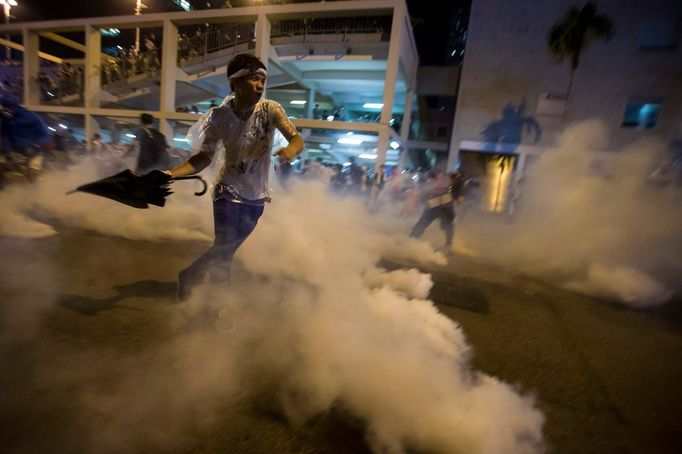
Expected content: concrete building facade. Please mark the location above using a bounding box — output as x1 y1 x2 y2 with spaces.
449 0 681 171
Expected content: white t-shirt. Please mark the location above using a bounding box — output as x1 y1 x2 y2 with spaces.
196 97 298 201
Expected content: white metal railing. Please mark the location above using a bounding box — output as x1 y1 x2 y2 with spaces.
178 16 391 66
271 16 391 39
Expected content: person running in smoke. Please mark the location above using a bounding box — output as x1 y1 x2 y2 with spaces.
409 170 465 255
127 113 170 174
167 53 304 301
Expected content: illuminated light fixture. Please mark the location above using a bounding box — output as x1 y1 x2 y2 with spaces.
100 28 120 37
389 118 395 125
319 143 332 150
359 153 377 160
346 131 354 135
171 0 192 11
47 126 56 132
126 133 136 138
363 103 383 109
338 137 363 145
0 0 16 60
58 123 68 129
289 100 306 105
326 115 335 121
390 141 400 149
173 137 189 142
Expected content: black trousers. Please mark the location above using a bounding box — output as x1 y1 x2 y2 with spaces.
409 204 455 247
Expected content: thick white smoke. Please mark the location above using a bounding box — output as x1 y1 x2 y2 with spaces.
0 164 545 453
455 120 681 307
0 157 213 241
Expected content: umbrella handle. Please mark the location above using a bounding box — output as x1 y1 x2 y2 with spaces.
172 176 208 196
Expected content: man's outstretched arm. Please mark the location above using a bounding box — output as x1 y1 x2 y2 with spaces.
168 148 213 177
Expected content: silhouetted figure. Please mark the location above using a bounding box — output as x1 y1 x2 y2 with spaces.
410 171 465 254
130 113 169 174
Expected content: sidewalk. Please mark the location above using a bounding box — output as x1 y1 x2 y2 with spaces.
387 253 682 453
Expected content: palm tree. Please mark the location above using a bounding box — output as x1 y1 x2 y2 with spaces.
547 1 614 121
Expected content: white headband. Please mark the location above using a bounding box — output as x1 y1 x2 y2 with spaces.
228 67 267 81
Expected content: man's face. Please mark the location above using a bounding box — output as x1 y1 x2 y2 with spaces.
234 72 266 105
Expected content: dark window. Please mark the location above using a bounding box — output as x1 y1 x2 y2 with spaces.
639 18 678 49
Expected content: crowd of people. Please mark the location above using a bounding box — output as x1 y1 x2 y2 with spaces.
35 34 162 105
275 156 475 228
102 35 161 84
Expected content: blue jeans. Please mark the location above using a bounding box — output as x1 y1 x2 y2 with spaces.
180 198 264 289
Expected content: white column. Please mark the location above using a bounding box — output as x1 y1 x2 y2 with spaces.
84 25 101 143
22 29 40 105
376 2 405 173
299 88 315 160
398 84 415 171
305 88 315 118
446 115 460 171
159 19 178 140
254 13 271 82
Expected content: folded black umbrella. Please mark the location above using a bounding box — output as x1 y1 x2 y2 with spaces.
67 169 208 209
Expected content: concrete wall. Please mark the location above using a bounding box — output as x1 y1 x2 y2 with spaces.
450 0 682 167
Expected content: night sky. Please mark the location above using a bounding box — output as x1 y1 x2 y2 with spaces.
14 0 466 65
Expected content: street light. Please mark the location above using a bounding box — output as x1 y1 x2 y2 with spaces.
134 0 147 53
0 0 17 60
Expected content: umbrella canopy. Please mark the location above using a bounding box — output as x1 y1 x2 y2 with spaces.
67 170 207 209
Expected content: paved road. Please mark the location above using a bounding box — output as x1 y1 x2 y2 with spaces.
1 229 681 453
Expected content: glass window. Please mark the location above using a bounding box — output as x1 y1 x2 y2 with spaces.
639 19 677 50
622 98 662 129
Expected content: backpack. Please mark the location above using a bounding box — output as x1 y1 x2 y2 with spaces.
138 128 169 172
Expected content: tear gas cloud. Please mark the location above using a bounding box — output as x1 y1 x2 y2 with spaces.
0 157 213 241
0 167 544 452
453 120 681 307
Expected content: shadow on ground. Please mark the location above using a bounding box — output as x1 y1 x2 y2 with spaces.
58 279 178 315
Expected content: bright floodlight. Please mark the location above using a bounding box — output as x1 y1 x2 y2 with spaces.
289 100 307 105
338 137 363 145
390 141 400 149
359 153 377 160
363 103 383 109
